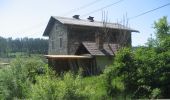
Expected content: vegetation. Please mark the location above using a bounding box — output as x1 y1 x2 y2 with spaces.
0 57 109 100
0 16 170 99
104 16 170 99
0 37 48 57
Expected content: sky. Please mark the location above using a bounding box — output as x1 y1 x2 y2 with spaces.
0 0 170 46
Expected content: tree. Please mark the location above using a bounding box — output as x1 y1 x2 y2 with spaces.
0 37 48 56
153 16 170 49
104 16 170 99
154 16 170 43
0 36 8 57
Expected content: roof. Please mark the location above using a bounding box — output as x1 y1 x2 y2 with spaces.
43 16 139 36
44 55 92 59
78 42 119 56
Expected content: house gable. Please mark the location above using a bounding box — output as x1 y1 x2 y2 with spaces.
45 17 68 55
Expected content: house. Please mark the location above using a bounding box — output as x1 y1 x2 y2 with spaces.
43 15 138 75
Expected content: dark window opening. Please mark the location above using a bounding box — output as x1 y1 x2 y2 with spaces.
51 36 55 49
56 26 58 30
59 37 62 48
52 41 54 49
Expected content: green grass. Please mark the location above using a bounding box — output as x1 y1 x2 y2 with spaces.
80 75 110 99
0 52 47 64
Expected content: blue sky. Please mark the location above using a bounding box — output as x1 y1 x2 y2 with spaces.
0 0 170 46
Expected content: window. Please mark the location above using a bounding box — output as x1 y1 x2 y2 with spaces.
59 32 63 35
56 25 58 30
59 37 62 48
52 40 54 49
51 36 54 49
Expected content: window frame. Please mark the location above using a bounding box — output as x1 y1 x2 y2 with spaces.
59 36 63 49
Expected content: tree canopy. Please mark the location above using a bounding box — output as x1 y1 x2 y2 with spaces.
0 37 48 57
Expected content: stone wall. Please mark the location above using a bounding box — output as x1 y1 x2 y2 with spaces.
67 27 96 54
67 26 132 54
48 22 132 55
48 21 68 55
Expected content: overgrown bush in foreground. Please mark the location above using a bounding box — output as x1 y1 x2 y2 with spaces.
0 57 110 100
30 68 109 100
104 16 170 99
0 57 45 99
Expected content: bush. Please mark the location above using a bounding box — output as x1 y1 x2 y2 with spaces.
30 69 86 100
104 48 136 98
30 68 110 100
104 45 170 99
1 57 110 100
0 57 45 99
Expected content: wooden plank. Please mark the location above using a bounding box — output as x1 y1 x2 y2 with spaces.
0 63 9 65
44 55 92 59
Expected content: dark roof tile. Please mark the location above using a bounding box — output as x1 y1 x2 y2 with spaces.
82 42 119 56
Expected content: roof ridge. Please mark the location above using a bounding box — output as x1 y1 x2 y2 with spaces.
43 16 139 36
52 16 120 25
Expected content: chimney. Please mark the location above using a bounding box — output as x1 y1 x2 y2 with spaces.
95 32 104 50
73 15 80 19
87 16 94 22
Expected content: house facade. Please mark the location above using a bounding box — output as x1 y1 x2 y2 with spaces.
43 15 138 74
43 16 138 55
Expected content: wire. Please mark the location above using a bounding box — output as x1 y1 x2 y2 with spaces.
128 2 170 20
62 0 104 16
13 0 124 37
81 0 124 17
15 0 105 37
14 1 170 38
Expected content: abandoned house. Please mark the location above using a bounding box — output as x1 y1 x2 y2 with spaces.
43 15 138 75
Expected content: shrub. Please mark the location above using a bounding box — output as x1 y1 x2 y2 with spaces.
30 70 87 100
30 67 110 100
0 57 45 99
104 45 170 99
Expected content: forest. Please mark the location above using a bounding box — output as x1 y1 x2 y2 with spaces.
0 37 48 57
0 16 170 99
